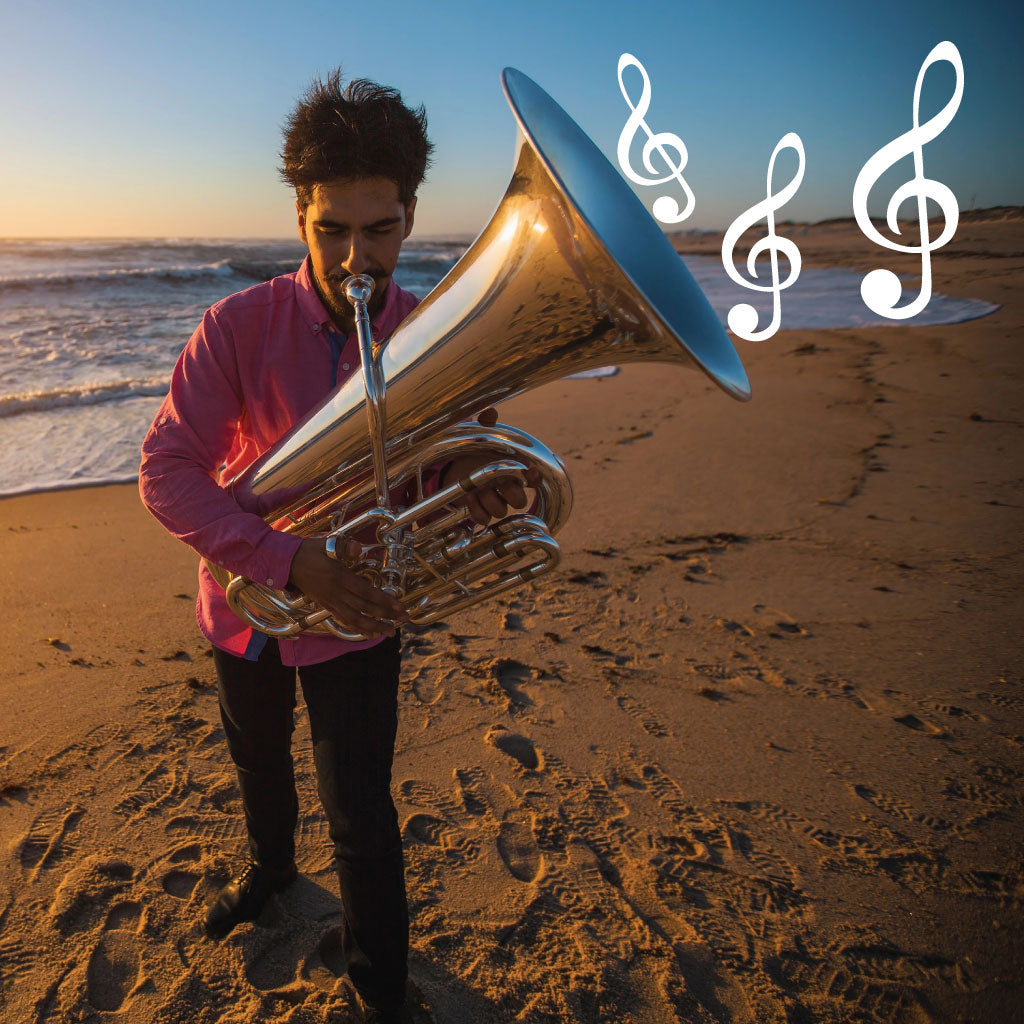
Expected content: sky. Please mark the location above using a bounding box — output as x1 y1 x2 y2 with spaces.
0 0 1020 239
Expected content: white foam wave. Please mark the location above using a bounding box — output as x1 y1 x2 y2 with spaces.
0 260 234 289
0 376 171 418
401 247 466 264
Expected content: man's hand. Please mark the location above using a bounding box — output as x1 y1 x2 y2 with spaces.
439 408 539 526
288 537 409 638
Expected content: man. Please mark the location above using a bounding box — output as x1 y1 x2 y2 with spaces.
139 70 525 1024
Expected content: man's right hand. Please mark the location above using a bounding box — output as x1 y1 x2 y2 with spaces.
288 537 409 638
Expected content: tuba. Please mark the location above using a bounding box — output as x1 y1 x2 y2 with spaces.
205 68 750 640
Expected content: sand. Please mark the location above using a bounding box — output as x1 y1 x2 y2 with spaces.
0 210 1021 1023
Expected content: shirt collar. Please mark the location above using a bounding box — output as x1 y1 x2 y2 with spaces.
295 254 400 338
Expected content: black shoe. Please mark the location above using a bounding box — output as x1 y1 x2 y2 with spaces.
204 860 297 939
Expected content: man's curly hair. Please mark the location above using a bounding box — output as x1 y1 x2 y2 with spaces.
280 68 433 208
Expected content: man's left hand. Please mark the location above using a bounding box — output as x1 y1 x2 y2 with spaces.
439 408 539 526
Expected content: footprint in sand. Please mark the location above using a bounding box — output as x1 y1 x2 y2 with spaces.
49 857 134 935
410 665 446 706
612 689 672 738
975 688 1024 712
715 618 755 637
752 603 811 639
247 944 306 994
86 931 142 1012
567 569 606 587
164 811 245 847
168 841 203 862
942 778 1016 809
401 811 478 867
402 813 450 846
488 658 535 708
485 725 540 771
497 814 541 882
0 937 37 984
162 869 201 899
851 783 952 831
115 762 191 823
399 777 462 819
453 766 495 817
582 644 630 666
920 699 988 723
105 901 142 932
893 713 948 737
18 803 86 881
500 610 527 632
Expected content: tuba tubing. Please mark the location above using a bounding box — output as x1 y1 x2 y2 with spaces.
205 68 750 640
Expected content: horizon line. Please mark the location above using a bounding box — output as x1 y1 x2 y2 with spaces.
1 205 1020 244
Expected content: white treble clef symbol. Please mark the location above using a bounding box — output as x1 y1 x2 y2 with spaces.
853 41 964 320
616 53 695 224
721 132 806 342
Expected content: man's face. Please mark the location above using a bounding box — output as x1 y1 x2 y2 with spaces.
297 177 416 331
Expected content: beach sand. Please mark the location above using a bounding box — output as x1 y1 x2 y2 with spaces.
1 211 1021 1023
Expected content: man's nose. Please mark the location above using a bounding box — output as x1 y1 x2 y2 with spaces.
340 234 369 275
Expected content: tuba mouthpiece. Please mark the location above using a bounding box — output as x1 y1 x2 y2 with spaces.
343 274 375 307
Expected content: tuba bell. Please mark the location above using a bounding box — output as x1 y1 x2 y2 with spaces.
205 68 750 640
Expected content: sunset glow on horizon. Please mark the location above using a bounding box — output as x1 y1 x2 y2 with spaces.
0 0 1020 239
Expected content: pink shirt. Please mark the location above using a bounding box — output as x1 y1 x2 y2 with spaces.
139 256 421 666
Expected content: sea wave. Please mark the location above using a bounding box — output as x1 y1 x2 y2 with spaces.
0 249 465 295
401 246 467 265
0 376 169 418
0 258 298 293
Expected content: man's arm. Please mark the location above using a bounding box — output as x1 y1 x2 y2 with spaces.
139 308 405 636
139 307 302 590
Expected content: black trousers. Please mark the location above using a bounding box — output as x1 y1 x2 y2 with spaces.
213 635 407 1008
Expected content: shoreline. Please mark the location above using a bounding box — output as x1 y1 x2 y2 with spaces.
0 263 1004 500
0 474 142 502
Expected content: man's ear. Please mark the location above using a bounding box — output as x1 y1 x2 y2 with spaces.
296 200 308 244
403 197 417 240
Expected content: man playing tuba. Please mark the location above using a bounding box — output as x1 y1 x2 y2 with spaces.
139 69 524 1024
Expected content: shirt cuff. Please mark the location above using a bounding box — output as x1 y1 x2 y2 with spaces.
251 529 305 591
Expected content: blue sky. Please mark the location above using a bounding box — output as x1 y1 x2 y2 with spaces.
0 0 1019 237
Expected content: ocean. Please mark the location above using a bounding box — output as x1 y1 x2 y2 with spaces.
0 238 998 497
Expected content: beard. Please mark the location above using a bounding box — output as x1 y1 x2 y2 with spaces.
314 268 388 332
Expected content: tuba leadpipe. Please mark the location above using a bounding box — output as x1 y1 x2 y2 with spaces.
205 68 750 640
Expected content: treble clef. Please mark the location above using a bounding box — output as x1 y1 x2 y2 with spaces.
616 53 695 224
721 132 806 342
853 41 964 320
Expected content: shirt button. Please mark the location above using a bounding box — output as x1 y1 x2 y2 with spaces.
160 416 167 425
266 578 274 586
342 362 350 371
312 324 321 333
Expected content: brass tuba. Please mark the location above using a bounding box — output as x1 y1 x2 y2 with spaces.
205 68 750 640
